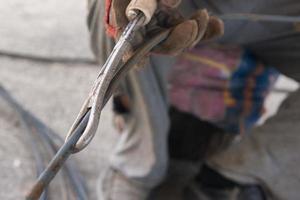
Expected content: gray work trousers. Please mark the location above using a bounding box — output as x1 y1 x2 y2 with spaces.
87 0 300 198
87 0 174 188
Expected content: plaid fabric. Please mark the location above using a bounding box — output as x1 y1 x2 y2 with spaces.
168 46 280 134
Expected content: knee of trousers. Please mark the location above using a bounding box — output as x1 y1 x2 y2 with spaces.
110 154 168 188
110 129 169 189
126 154 169 189
144 154 168 188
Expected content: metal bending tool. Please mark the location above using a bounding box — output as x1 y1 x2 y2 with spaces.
65 11 146 152
25 3 168 199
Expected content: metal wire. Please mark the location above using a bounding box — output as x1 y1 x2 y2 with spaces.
25 28 169 200
0 85 88 200
28 115 88 200
26 111 90 200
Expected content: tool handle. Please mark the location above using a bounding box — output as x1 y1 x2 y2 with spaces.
126 0 157 25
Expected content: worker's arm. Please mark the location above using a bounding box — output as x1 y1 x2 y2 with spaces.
105 0 224 55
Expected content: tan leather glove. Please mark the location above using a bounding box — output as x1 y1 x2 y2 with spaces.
105 0 224 55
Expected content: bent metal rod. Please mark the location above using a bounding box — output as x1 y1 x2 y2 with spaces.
26 12 170 200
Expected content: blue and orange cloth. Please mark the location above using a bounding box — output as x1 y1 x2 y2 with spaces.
168 46 282 134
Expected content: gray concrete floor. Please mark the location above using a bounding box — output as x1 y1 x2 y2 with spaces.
0 0 93 59
0 1 118 199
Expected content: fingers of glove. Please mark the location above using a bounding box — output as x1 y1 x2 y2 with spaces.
108 0 182 38
153 20 199 55
109 0 181 29
152 11 223 55
189 9 210 47
202 16 224 41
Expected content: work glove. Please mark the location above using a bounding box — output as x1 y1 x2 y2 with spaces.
105 0 224 55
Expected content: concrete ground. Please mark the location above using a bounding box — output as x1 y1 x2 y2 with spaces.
0 1 118 199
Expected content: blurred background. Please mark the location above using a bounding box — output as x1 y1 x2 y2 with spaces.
0 0 117 199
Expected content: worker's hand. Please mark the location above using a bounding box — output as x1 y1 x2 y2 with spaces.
105 0 224 55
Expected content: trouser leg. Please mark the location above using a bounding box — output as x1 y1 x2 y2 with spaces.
207 89 300 200
110 57 173 188
86 0 174 189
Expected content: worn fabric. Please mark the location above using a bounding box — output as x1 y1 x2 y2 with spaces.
110 59 172 188
169 46 298 134
207 90 300 200
189 0 300 81
87 0 300 199
97 167 150 200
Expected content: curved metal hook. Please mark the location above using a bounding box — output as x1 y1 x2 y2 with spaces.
65 13 145 151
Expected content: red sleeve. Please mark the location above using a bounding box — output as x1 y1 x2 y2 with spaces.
105 0 117 37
